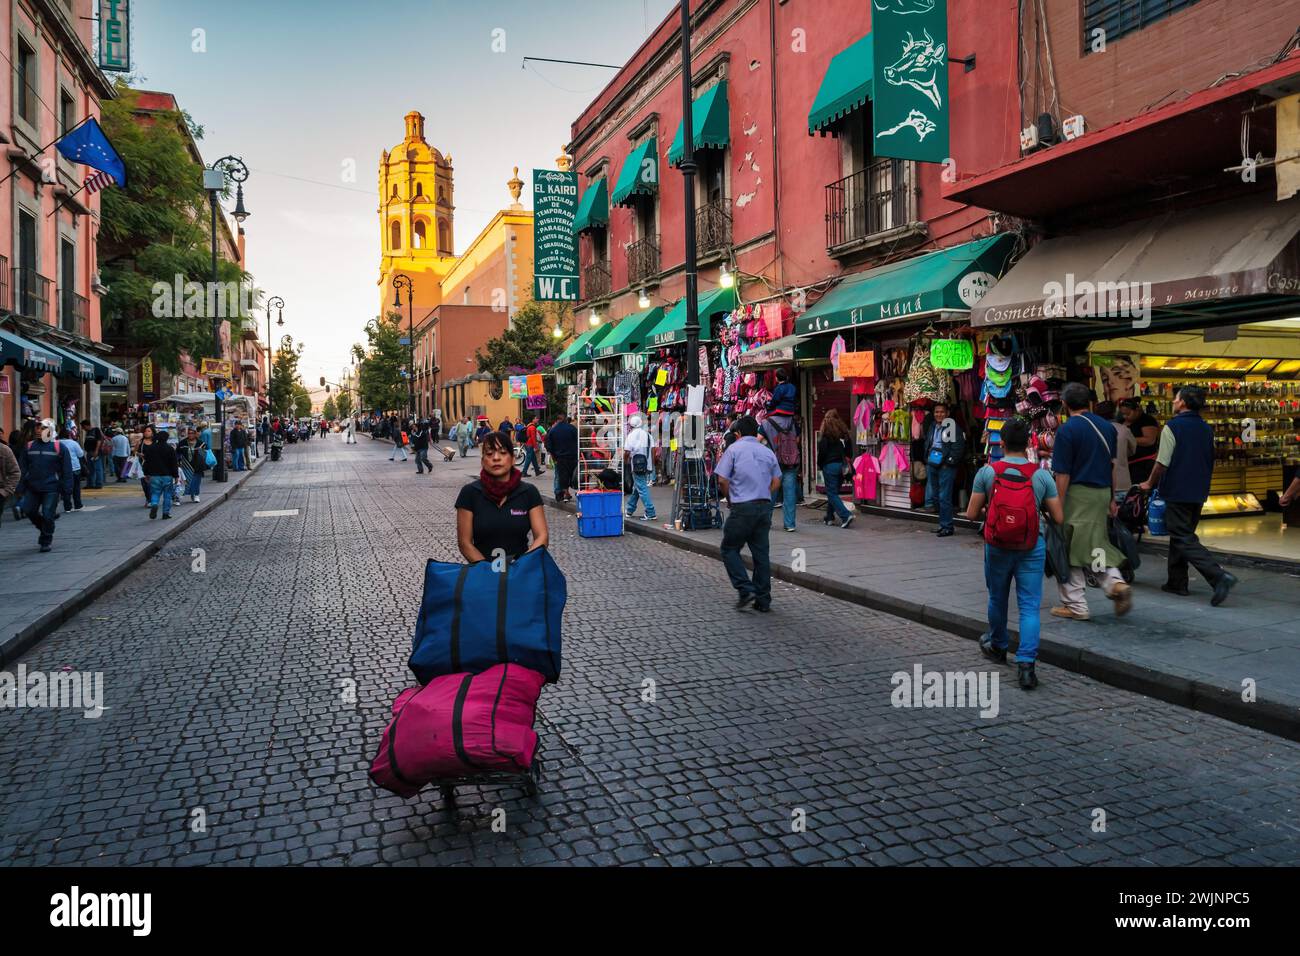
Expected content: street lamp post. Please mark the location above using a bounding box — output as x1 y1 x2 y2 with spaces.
266 295 284 418
392 273 414 420
203 155 250 482
679 0 700 391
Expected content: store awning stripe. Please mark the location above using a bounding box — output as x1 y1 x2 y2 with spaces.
642 287 737 350
0 327 62 375
668 81 731 167
808 33 874 135
39 341 97 382
795 234 1018 337
573 178 609 234
593 307 664 359
611 137 659 207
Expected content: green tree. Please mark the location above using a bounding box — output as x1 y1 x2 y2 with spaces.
322 396 337 420
335 390 354 419
293 383 312 419
476 300 569 421
98 82 253 372
268 337 304 416
353 313 422 412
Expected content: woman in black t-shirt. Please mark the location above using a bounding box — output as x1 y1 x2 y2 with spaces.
455 430 548 562
1119 399 1160 484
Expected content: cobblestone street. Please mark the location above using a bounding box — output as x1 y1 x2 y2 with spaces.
1 436 1299 867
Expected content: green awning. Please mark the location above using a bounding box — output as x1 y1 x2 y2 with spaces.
642 287 736 350
40 341 97 382
573 178 609 234
611 137 659 207
554 322 616 368
0 327 61 375
795 234 1017 337
592 307 664 360
808 33 873 135
668 81 731 167
66 344 129 386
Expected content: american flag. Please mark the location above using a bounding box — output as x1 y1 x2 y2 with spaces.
84 170 116 194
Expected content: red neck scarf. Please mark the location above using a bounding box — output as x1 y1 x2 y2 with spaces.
479 467 522 506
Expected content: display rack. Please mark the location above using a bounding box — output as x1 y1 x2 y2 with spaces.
575 394 625 537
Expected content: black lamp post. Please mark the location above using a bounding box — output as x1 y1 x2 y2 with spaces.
204 155 250 482
392 273 414 420
679 0 700 391
266 295 284 417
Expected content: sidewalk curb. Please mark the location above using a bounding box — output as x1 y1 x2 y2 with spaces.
1 457 267 669
543 493 1300 743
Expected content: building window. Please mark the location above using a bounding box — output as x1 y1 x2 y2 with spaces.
413 220 427 249
17 40 36 125
390 220 401 249
438 219 450 254
1082 0 1204 51
60 90 76 137
415 183 423 197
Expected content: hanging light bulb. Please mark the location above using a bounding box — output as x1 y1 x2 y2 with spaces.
638 289 651 310
552 324 564 339
589 309 601 326
720 263 735 289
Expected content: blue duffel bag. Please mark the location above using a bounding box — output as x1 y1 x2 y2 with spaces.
409 547 565 684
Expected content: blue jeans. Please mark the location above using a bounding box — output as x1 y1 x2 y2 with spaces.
521 446 541 476
149 476 175 516
414 447 431 472
23 490 59 547
626 469 656 517
233 447 246 471
772 467 798 530
926 463 956 531
721 500 773 608
88 456 105 488
186 473 203 498
822 462 851 521
984 537 1046 662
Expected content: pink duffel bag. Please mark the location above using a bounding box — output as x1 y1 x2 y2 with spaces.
369 663 544 798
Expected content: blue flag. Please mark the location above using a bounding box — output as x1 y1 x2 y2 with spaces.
55 117 127 187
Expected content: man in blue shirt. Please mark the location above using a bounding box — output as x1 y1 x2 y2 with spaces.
1051 383 1132 620
714 416 782 612
966 417 1063 690
15 419 74 553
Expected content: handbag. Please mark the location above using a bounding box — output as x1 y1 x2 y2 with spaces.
205 449 217 468
126 456 143 480
927 448 945 467
1041 512 1070 581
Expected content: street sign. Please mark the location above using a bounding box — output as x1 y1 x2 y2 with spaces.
872 0 950 164
533 169 580 301
98 0 131 73
399 337 411 346
200 358 232 379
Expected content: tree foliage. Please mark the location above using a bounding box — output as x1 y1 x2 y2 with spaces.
268 337 303 417
98 81 252 372
322 397 337 420
335 390 354 419
293 383 312 419
474 300 567 378
353 312 422 413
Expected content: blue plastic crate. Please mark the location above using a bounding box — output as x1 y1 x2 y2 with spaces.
578 513 624 538
577 491 623 517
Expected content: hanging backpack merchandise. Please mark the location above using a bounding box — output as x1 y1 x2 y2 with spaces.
983 460 1040 550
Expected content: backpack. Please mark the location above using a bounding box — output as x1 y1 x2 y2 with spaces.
770 419 800 468
983 460 1040 551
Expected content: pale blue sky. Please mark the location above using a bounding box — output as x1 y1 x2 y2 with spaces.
130 0 676 386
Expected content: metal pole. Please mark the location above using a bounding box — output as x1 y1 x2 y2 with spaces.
680 0 699 390
210 190 227 482
408 294 415 420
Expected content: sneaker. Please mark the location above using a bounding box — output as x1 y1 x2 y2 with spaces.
784 527 796 533
736 592 755 611
937 528 954 538
1211 572 1237 607
193 496 200 504
1109 582 1133 616
979 635 1007 664
1050 606 1090 621
640 514 656 521
753 604 771 613
162 514 171 520
39 544 51 553
1018 662 1038 690
149 506 158 519
823 518 834 526
840 514 854 529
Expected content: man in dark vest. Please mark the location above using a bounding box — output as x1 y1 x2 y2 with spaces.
1140 385 1236 606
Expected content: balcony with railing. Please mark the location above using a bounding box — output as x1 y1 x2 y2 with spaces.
626 235 660 287
825 158 914 255
0 257 8 313
581 261 611 303
696 199 732 262
13 267 52 323
60 289 88 337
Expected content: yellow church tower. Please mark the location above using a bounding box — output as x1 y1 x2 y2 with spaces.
378 111 457 317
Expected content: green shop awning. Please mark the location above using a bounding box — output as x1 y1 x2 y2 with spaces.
668 81 731 167
593 307 664 360
0 327 61 375
808 33 873 135
611 137 659 207
40 341 97 382
573 178 609 234
554 322 615 368
62 343 129 386
643 287 736 350
795 234 1017 337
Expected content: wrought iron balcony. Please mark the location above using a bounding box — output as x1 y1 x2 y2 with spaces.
60 289 88 337
626 235 660 287
13 267 52 323
582 261 612 302
696 199 732 259
825 158 909 252
0 257 8 313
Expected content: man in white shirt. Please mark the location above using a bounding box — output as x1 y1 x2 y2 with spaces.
624 415 656 521
111 429 131 481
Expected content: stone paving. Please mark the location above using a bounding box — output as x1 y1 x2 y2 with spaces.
1 436 1298 866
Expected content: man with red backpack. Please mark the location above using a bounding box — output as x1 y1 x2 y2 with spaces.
761 414 801 532
965 417 1063 690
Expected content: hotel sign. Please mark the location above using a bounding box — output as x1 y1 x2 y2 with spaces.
98 0 131 73
533 169 580 301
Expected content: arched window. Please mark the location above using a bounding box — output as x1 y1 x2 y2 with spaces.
415 183 423 198
413 220 427 249
390 184 398 199
390 220 401 250
438 219 450 254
